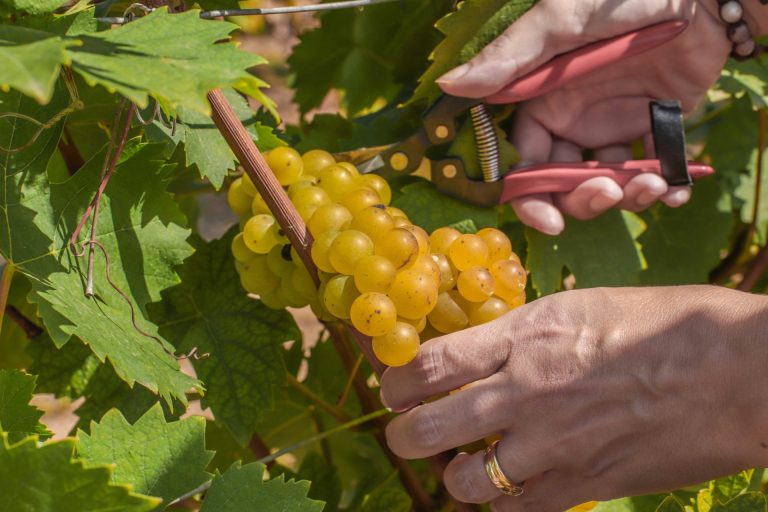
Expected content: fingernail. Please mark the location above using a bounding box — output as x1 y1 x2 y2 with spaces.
436 63 471 84
589 193 617 213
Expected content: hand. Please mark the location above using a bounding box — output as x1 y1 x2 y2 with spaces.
381 286 768 510
437 0 732 235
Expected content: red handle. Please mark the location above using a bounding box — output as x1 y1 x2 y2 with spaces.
499 160 714 202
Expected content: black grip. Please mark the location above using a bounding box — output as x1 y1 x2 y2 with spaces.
650 100 692 186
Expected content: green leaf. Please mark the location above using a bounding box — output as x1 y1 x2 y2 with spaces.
282 452 342 512
1 0 67 16
0 434 159 511
710 472 753 505
0 273 36 370
718 58 768 110
526 211 645 295
358 486 412 512
0 370 44 443
411 0 537 105
149 231 300 445
204 420 256 474
392 178 497 234
593 495 670 512
67 8 276 116
78 404 214 505
199 462 324 512
711 493 767 512
656 496 685 512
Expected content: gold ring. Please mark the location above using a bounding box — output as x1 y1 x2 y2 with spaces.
484 440 525 496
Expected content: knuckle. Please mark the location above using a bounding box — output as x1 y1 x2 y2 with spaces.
446 466 487 503
414 343 447 388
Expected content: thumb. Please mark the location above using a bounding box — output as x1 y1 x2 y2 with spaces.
437 1 587 98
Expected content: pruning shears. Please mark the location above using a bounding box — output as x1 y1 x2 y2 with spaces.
358 20 715 208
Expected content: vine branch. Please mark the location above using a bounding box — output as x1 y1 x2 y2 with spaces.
5 306 43 339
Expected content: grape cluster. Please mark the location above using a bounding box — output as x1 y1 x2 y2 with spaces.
227 147 527 367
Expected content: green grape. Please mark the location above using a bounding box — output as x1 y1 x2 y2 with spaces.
297 204 320 222
287 175 319 197
449 234 489 271
357 174 392 205
290 245 304 267
411 256 441 288
372 322 420 367
282 275 309 308
271 224 289 245
477 227 512 263
432 253 457 293
457 266 495 302
240 172 258 196
227 177 254 217
350 205 395 243
231 232 257 263
428 292 469 334
308 203 352 237
267 244 293 276
317 165 357 201
243 214 278 254
239 255 279 295
267 146 304 186
374 228 419 269
354 255 396 293
399 316 427 333
302 149 336 176
341 187 382 215
251 192 271 215
388 269 438 319
400 224 430 258
429 227 461 255
309 296 335 322
311 230 339 273
337 161 361 177
386 206 408 219
469 297 510 326
490 259 527 303
291 265 316 302
260 292 286 310
350 292 397 336
329 230 374 275
322 274 360 320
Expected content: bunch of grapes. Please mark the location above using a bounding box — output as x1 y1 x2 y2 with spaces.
227 146 527 367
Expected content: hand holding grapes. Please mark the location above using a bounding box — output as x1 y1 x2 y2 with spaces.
380 286 768 510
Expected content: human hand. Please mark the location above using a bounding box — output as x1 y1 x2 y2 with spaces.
437 0 733 235
381 286 768 510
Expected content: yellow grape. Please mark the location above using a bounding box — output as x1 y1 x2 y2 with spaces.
350 292 398 336
449 234 489 271
428 292 469 334
420 323 442 343
239 255 279 295
337 161 360 177
302 149 336 176
350 205 395 242
243 214 279 254
329 230 374 275
297 203 320 222
432 253 457 293
372 322 420 367
388 269 439 319
291 265 316 302
290 245 303 267
374 228 420 269
477 227 512 262
400 224 429 257
429 227 461 255
469 297 510 326
507 290 526 309
290 186 330 210
457 266 495 302
227 178 253 217
267 146 304 186
251 192 271 215
357 174 392 205
392 217 410 228
411 256 441 288
386 206 408 219
399 316 427 333
240 172 258 196
311 230 339 273
267 244 293 276
341 187 382 215
448 289 472 315
353 255 396 293
308 203 352 237
231 233 256 263
322 275 360 320
490 259 527 303
309 296 335 322
287 175 319 197
317 165 357 201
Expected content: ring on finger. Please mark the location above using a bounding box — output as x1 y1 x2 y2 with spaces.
484 440 525 497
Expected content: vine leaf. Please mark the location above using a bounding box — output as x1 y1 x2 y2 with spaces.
199 462 324 512
148 230 299 445
0 370 46 442
78 404 214 505
411 0 536 105
1 0 67 16
0 434 160 511
67 8 276 116
358 486 412 512
717 58 768 110
711 493 768 512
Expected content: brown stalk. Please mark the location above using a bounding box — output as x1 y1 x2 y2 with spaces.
6 306 43 339
248 432 275 469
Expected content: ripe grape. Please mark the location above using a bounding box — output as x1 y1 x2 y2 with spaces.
329 230 374 275
411 256 441 288
308 203 352 237
287 176 319 197
399 316 427 333
227 178 253 217
429 227 461 255
239 255 279 295
291 265 316 302
350 205 395 242
508 292 526 309
375 228 420 269
372 322 420 367
251 193 271 216
302 149 336 176
281 276 307 308
239 172 258 196
311 230 339 273
400 224 430 258
457 266 495 302
322 275 360 319
386 206 408 219
490 259 527 303
337 162 361 177
353 255 396 293
388 269 438 319
267 146 304 185
428 292 469 334
267 244 293 276
243 214 278 254
341 187 382 215
432 253 457 293
357 174 392 205
290 186 330 210
477 227 512 262
392 217 410 228
449 234 489 271
260 290 287 310
469 297 510 326
317 165 357 201
231 233 256 263
350 292 397 336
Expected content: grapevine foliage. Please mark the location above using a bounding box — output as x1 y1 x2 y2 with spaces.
0 0 767 510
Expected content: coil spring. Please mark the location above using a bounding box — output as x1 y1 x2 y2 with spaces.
470 104 501 183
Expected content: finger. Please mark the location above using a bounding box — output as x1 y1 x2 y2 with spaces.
643 133 656 158
548 139 582 162
618 173 669 212
593 144 634 163
553 177 624 220
385 374 511 459
489 472 602 512
510 195 565 235
380 319 512 412
660 186 692 208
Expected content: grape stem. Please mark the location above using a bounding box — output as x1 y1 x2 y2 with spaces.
286 373 352 423
0 264 14 337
